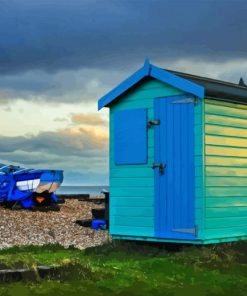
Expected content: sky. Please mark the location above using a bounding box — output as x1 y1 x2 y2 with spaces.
0 0 246 185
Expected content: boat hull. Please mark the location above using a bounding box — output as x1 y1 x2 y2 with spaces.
36 182 62 193
15 170 63 194
0 164 64 209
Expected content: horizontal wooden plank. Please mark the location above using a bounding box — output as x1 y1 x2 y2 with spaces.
206 176 247 187
111 178 153 187
111 88 183 106
110 187 154 197
110 109 154 123
110 140 154 149
205 102 247 120
110 146 154 158
206 207 247 218
205 216 247 229
206 197 247 208
195 135 203 147
206 166 247 177
195 187 203 197
195 115 202 125
195 210 203 223
110 164 154 171
205 124 247 139
194 124 203 136
194 107 202 116
195 145 203 156
195 156 203 166
205 114 247 129
205 156 247 167
110 98 154 110
132 79 170 91
205 135 247 148
206 186 247 197
195 199 203 209
110 225 153 237
110 197 154 207
111 216 154 227
195 176 203 187
205 98 247 110
206 145 247 158
111 167 154 178
195 104 202 115
110 149 154 158
203 226 247 240
130 79 183 96
110 159 154 168
111 107 154 118
195 166 203 177
110 206 154 217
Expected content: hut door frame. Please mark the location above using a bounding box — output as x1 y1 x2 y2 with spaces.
154 95 196 240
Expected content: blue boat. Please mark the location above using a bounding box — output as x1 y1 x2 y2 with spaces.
0 164 63 209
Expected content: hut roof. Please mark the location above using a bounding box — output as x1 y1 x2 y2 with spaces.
167 69 247 104
98 59 247 110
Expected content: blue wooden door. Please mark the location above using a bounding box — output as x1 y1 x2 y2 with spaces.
154 96 195 240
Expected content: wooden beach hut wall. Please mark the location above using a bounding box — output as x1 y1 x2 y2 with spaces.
98 59 247 244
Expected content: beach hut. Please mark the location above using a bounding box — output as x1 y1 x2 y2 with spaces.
98 59 247 244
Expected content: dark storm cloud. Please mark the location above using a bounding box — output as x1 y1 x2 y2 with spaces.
0 0 247 75
0 68 114 103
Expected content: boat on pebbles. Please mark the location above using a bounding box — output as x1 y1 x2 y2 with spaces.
0 164 63 209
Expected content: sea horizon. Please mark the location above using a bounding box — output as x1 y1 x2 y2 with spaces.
57 185 109 195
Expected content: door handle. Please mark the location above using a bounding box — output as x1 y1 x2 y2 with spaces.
152 163 166 175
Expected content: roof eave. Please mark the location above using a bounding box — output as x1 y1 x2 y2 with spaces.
169 70 247 103
98 60 151 110
98 59 204 110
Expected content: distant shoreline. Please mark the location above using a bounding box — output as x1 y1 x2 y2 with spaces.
57 185 109 195
61 185 109 187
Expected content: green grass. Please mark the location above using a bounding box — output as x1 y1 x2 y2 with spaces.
0 241 247 295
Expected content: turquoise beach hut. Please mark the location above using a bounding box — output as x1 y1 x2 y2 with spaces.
98 59 247 244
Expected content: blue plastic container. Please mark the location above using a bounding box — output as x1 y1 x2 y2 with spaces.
91 219 106 230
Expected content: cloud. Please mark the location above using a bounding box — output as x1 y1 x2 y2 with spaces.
0 126 108 156
0 0 246 75
0 91 11 105
0 125 109 185
54 117 68 122
70 113 108 126
161 58 247 84
0 68 125 104
1 57 247 107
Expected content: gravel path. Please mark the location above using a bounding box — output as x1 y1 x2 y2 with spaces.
0 200 110 250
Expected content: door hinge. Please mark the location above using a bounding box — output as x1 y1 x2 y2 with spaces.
148 119 160 127
171 97 198 105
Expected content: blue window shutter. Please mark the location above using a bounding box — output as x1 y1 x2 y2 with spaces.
114 109 147 165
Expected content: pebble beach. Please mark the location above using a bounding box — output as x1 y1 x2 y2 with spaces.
0 199 110 250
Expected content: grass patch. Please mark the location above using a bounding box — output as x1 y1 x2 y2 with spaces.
0 241 247 295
